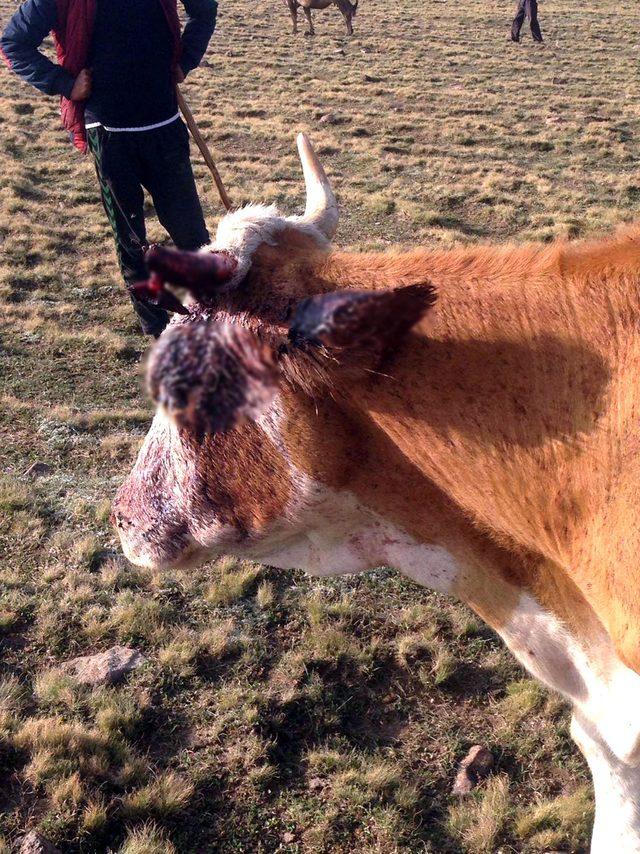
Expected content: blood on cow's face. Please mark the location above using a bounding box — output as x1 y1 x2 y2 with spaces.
113 285 437 571
112 322 294 569
113 410 295 570
112 414 204 569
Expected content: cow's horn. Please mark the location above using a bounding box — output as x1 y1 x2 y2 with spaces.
296 133 338 240
146 244 238 294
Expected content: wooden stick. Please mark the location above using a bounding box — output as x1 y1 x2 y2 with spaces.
177 87 233 212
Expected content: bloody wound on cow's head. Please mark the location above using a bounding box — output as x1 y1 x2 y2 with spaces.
147 322 279 438
148 284 437 439
145 243 239 298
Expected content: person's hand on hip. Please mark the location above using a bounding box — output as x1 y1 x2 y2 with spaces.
71 69 92 101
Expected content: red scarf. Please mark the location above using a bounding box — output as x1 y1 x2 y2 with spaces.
53 0 182 153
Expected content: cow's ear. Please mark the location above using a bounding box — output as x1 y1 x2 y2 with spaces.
148 321 280 437
288 283 436 367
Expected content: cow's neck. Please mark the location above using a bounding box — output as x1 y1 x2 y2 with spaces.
312 243 553 292
264 388 640 770
311 243 640 676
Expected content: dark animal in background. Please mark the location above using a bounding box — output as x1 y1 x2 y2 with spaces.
286 0 358 36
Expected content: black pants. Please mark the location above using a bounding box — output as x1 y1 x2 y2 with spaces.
511 0 543 42
87 119 210 336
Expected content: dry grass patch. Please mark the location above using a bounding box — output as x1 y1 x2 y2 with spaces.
498 679 546 727
157 629 202 678
80 796 109 834
0 476 32 514
50 771 84 811
448 774 511 853
256 580 275 609
33 669 78 710
515 784 594 850
120 772 194 820
91 689 149 738
109 590 175 645
118 822 176 854
205 559 261 607
0 675 29 715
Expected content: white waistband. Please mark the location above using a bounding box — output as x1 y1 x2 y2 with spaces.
85 113 180 133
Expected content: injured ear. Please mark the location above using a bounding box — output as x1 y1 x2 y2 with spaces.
148 321 280 437
288 283 437 369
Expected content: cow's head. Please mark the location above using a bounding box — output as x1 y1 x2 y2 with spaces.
113 136 436 570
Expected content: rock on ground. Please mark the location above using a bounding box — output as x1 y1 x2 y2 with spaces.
452 745 494 795
18 832 61 854
64 646 147 686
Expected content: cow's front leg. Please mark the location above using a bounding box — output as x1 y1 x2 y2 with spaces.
571 714 640 854
460 573 640 853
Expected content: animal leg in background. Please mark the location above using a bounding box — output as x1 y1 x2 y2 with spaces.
456 572 640 853
303 7 314 35
286 0 299 33
335 0 354 34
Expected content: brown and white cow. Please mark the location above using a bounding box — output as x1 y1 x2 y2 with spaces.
114 134 640 852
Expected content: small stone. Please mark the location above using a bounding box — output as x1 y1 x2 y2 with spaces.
452 745 494 795
283 832 296 844
64 646 147 686
318 113 337 124
24 462 52 478
19 831 61 854
308 776 324 790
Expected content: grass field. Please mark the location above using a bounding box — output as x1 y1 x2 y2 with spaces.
1 0 639 850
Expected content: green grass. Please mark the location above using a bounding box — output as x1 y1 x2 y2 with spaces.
2 0 639 849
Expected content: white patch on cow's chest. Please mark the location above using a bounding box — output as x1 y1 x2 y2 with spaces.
258 506 459 593
251 407 460 588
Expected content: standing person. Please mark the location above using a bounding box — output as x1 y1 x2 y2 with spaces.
511 0 543 43
1 0 218 338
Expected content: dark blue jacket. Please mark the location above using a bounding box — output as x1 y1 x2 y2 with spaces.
1 0 217 101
